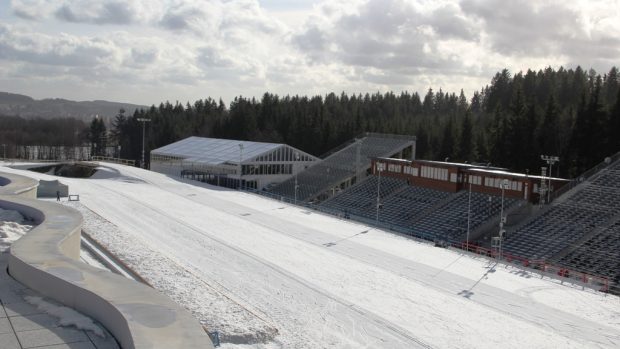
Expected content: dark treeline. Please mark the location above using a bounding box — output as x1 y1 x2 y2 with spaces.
3 66 618 178
110 66 620 178
0 115 88 157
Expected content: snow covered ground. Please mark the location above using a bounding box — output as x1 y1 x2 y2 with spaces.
1 162 619 349
0 207 34 252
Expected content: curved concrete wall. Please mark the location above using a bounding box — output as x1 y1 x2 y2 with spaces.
0 172 213 349
0 172 39 199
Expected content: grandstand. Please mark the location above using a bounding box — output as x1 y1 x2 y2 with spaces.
264 133 416 202
320 174 522 243
503 154 620 291
253 129 619 293
320 176 412 221
410 191 521 242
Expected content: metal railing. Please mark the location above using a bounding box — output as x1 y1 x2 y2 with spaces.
91 156 136 166
459 242 611 293
248 180 617 295
550 150 620 202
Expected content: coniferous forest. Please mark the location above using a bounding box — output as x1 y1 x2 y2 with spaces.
3 66 620 178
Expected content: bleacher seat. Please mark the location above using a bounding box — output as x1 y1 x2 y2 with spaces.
320 175 521 243
502 156 620 286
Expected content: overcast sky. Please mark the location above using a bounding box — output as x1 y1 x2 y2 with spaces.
1 0 619 105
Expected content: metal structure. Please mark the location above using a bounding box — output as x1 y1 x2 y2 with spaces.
150 136 318 190
294 151 300 204
375 162 384 223
539 166 547 207
541 155 560 204
238 143 244 190
137 118 151 169
466 174 472 247
496 179 509 261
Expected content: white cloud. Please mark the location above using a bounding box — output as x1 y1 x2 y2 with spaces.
461 0 620 64
2 0 620 105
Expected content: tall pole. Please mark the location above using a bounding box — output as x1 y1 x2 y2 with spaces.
466 175 472 250
540 155 559 204
376 162 383 223
355 139 361 180
2 144 5 161
238 143 244 190
498 179 508 261
137 118 151 169
539 166 547 206
294 152 300 205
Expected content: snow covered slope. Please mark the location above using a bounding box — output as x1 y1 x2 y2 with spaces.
2 163 619 349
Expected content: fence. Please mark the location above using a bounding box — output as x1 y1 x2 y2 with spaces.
248 187 615 295
459 242 610 293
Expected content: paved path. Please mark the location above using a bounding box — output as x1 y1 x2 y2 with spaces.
0 251 119 349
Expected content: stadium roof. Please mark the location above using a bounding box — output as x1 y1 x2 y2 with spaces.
152 136 315 165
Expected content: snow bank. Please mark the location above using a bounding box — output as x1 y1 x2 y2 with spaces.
24 296 105 337
0 207 34 251
90 166 121 180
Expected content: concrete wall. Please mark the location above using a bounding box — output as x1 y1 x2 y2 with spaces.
0 172 38 199
0 172 214 349
37 179 69 198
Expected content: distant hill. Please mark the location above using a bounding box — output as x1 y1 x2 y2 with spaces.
0 92 147 120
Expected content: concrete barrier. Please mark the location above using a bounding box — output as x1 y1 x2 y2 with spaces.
37 179 69 198
0 172 38 199
0 172 214 349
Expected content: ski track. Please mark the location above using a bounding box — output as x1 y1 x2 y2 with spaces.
83 178 430 349
2 164 619 349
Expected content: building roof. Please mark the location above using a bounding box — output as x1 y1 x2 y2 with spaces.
467 168 568 181
152 137 284 165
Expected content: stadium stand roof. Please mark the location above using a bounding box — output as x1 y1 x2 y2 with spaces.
265 133 416 202
151 136 316 165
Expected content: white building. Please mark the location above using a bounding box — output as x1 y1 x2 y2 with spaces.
150 137 319 190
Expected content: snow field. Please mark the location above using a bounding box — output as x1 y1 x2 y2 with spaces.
1 164 619 349
63 200 279 345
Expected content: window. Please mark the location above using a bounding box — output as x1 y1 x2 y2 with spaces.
468 175 481 185
450 173 457 183
403 166 418 176
388 164 401 173
420 166 448 181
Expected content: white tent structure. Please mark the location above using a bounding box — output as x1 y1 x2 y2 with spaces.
150 137 319 190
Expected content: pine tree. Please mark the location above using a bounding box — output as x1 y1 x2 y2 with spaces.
458 111 474 162
438 118 456 161
609 89 620 153
88 117 107 156
539 95 561 156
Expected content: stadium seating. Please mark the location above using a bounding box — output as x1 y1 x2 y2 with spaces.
378 185 451 227
320 175 521 243
557 220 620 280
503 156 620 283
409 191 520 242
265 133 414 202
320 176 409 219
